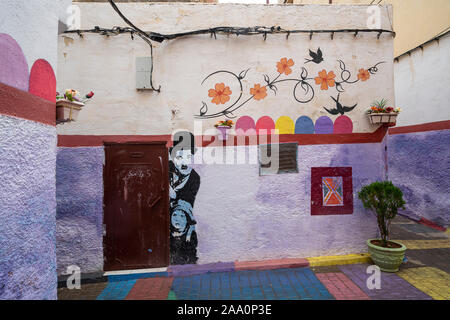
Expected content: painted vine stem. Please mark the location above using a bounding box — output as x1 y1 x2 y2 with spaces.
195 59 385 119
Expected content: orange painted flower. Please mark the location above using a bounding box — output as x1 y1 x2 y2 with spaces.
208 83 232 105
314 70 336 90
357 68 370 81
250 84 267 101
276 58 294 75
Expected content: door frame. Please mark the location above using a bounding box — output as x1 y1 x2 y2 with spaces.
102 141 170 271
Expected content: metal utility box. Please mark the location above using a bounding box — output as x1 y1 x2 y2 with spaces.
136 57 152 90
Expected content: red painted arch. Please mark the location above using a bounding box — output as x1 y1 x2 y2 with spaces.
29 59 56 102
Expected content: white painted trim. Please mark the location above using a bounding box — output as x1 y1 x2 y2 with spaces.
103 267 167 276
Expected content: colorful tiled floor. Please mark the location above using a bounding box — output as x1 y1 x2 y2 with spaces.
58 216 449 300
57 263 448 300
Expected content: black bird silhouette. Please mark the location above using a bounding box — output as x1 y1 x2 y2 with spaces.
324 93 357 115
305 48 324 64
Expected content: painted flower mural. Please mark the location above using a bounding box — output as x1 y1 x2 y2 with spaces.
208 82 232 105
315 70 336 90
357 68 370 81
250 84 267 101
196 49 385 119
276 58 294 75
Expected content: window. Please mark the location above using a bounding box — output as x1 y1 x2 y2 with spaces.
258 143 298 175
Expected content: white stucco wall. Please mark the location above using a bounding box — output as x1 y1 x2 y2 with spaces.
0 0 72 71
57 3 395 135
394 33 450 126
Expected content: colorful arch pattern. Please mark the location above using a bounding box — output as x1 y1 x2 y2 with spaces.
275 116 295 134
235 115 354 135
0 33 55 102
295 116 315 134
0 33 29 91
255 116 276 135
333 115 353 134
29 59 56 102
235 115 256 135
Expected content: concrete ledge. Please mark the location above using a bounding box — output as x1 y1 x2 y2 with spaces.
307 253 371 267
235 258 309 271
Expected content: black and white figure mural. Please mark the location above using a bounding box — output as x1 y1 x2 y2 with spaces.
169 132 201 265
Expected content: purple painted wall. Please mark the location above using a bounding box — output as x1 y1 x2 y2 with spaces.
387 130 450 228
56 147 104 275
192 143 382 264
0 115 56 300
55 142 385 268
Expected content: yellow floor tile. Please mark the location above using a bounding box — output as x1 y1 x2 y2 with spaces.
397 267 450 300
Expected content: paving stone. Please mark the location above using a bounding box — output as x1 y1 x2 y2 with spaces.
168 262 234 277
393 239 450 250
397 223 442 234
57 282 107 300
316 272 370 300
404 248 450 273
338 263 432 300
170 267 333 300
397 267 450 300
390 224 430 240
125 277 173 300
96 280 137 300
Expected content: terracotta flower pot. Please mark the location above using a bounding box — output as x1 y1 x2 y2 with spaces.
216 125 231 141
56 99 85 122
368 113 398 125
367 239 407 272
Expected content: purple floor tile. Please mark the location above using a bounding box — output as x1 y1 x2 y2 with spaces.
168 262 235 277
338 264 432 300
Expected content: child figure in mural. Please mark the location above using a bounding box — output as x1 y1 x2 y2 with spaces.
169 131 200 265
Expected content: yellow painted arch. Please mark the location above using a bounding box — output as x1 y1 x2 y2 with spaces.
275 116 295 134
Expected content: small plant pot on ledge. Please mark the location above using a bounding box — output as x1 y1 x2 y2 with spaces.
367 239 407 272
216 125 231 141
369 113 398 125
56 99 84 122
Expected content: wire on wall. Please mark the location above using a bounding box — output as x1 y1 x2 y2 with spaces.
63 0 396 93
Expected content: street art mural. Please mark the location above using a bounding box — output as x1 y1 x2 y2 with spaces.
322 176 344 206
196 48 385 120
311 167 353 215
169 132 201 265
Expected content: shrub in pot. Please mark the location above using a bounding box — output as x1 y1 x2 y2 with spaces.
358 181 406 272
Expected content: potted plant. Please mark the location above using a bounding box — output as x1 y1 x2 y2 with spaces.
214 119 234 141
56 89 94 122
367 99 401 125
358 181 407 272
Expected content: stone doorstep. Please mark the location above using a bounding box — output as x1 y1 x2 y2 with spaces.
57 253 372 286
57 272 108 288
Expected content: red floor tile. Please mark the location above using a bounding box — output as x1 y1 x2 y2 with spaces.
125 277 173 300
316 272 370 300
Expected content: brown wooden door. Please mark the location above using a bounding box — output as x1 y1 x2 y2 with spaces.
103 142 169 271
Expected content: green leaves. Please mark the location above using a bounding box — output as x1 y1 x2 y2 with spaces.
370 98 388 108
358 181 406 244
